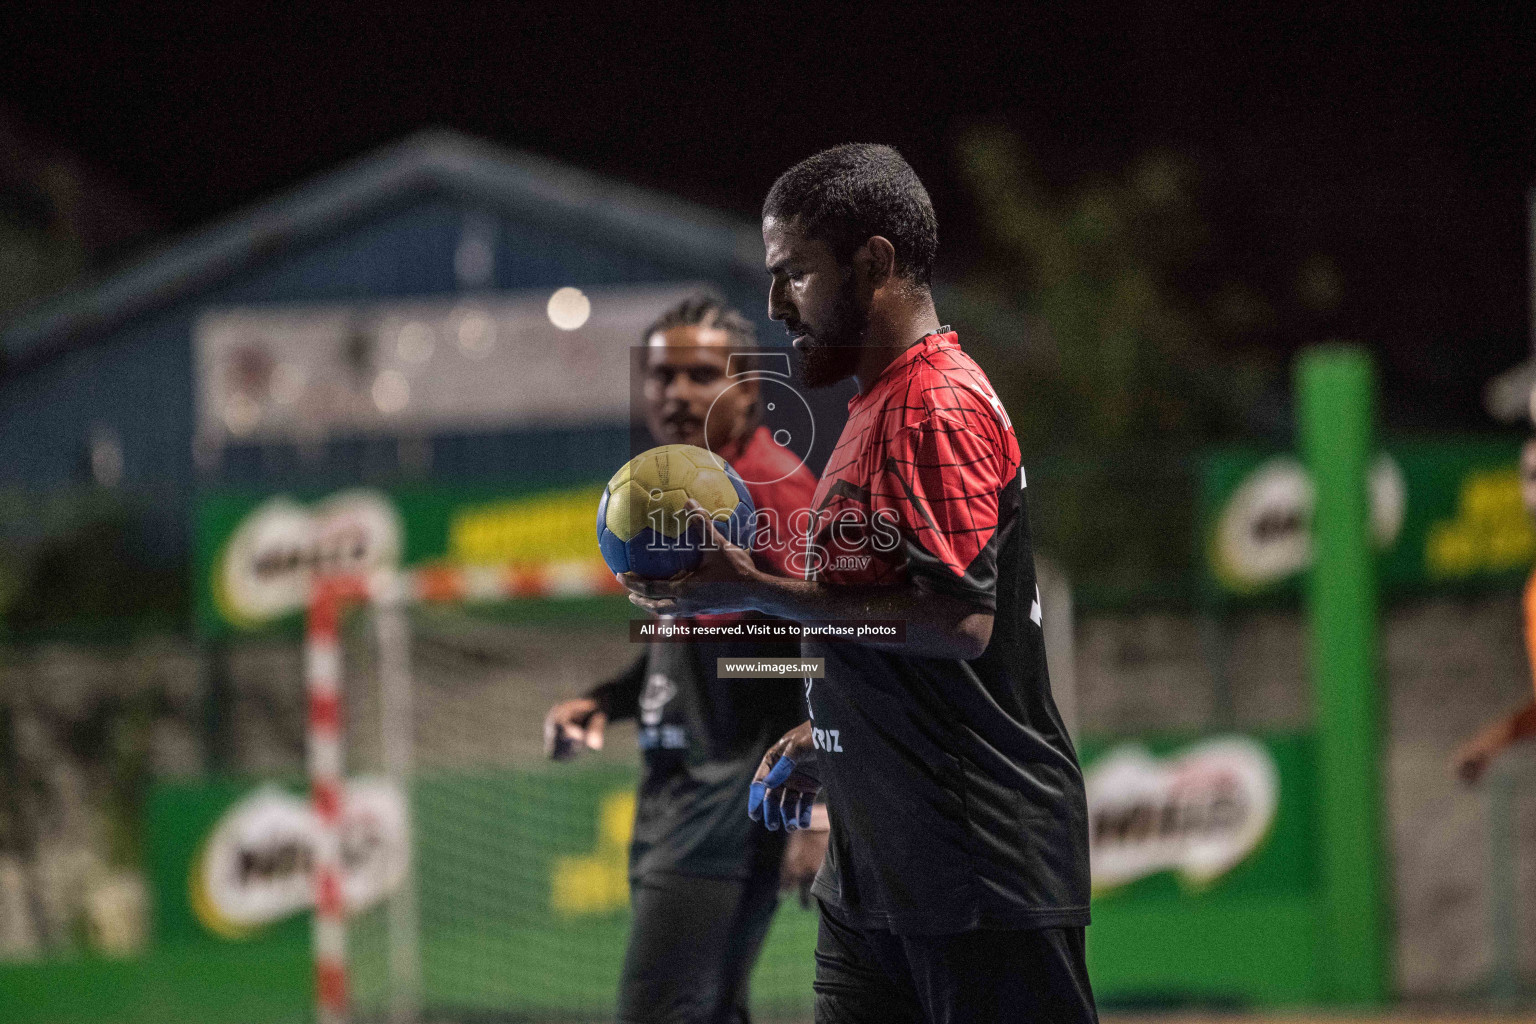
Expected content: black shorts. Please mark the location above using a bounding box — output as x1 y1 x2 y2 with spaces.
616 870 782 1024
812 898 1098 1024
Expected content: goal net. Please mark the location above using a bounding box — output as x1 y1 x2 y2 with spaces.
312 574 818 1023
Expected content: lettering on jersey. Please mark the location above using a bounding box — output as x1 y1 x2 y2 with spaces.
638 671 676 727
638 724 689 751
804 679 815 720
1030 584 1042 627
812 727 843 753
974 378 1013 432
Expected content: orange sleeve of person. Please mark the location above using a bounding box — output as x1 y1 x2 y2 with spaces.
1523 569 1536 700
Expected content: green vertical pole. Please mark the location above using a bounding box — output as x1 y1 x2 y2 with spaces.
1297 345 1389 1005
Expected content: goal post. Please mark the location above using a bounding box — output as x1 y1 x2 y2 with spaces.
302 560 821 1023
304 575 365 1024
302 563 632 1024
371 576 422 1024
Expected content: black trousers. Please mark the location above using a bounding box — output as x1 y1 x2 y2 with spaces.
812 898 1099 1024
616 869 782 1024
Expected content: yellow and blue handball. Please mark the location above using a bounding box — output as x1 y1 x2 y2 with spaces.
597 444 756 579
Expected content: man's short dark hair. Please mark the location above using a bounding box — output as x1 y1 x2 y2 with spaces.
763 144 938 286
644 294 757 348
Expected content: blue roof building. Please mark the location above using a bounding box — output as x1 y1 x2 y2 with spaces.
0 131 807 563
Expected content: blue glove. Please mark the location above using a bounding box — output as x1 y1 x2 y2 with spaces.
749 755 816 832
782 789 815 833
748 754 794 824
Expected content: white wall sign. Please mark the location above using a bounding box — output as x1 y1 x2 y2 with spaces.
194 283 710 447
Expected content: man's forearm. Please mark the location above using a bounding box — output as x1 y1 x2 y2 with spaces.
1507 701 1536 744
747 575 992 660
1468 701 1536 754
585 651 647 721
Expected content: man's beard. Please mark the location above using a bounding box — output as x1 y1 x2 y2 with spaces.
794 275 867 389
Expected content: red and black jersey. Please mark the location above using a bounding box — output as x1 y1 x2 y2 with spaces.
802 330 1091 935
803 331 1021 601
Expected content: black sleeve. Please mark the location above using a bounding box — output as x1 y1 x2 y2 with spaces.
903 525 1001 612
585 651 648 722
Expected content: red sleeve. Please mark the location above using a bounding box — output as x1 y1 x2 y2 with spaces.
874 411 1007 586
746 466 818 578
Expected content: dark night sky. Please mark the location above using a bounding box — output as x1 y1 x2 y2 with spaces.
4 2 1535 430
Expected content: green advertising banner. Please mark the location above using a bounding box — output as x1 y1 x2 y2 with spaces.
1201 436 1534 604
194 479 619 636
1 731 1329 1022
120 732 1325 1021
140 765 819 1023
1081 732 1325 1005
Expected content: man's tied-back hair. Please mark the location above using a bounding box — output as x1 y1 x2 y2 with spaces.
763 144 938 286
644 294 757 348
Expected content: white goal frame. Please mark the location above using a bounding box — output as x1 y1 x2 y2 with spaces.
303 562 619 1024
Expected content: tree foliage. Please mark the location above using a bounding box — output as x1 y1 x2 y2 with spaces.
952 128 1293 603
954 126 1283 457
0 176 87 328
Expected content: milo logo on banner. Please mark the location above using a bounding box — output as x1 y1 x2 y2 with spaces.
190 780 409 938
213 490 402 628
1209 455 1405 595
197 482 615 635
1086 737 1279 892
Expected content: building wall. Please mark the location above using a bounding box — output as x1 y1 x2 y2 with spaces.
0 195 776 560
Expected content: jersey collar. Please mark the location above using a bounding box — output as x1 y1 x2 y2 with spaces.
848 327 957 410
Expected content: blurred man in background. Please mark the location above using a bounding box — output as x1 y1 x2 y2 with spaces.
1454 437 1536 783
544 296 820 1024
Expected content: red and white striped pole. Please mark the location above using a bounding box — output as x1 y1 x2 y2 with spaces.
300 558 615 1023
306 575 361 1024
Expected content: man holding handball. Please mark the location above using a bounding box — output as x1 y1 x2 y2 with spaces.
622 147 1097 1023
546 296 820 1024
